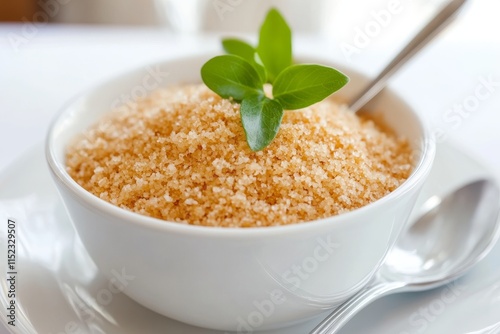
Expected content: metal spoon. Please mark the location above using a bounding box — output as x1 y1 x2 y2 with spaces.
350 0 468 113
310 179 500 334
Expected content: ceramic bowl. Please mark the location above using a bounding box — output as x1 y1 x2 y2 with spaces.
46 54 435 331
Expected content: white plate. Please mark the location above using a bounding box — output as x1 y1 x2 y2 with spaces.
1 141 500 334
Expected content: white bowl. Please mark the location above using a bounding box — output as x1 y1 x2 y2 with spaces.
46 54 435 331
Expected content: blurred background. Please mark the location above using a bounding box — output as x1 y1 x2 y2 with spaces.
3 0 497 53
0 0 464 67
1 0 447 36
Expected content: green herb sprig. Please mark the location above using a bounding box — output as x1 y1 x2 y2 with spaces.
201 8 349 151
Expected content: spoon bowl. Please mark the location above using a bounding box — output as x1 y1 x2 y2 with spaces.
383 179 500 286
311 179 500 334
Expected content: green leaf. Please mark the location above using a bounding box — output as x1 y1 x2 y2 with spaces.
201 55 264 102
240 95 284 151
222 38 256 61
201 8 351 152
222 38 267 83
273 64 349 110
257 8 292 83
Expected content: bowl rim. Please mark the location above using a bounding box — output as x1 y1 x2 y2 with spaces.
45 52 436 238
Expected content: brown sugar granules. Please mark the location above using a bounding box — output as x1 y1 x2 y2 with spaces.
66 84 413 227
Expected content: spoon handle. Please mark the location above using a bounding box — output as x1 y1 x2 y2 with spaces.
309 281 406 334
349 0 468 113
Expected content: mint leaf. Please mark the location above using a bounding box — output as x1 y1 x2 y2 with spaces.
273 64 349 110
240 95 284 151
257 8 292 83
222 38 255 61
201 9 350 151
201 55 264 102
222 38 267 83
